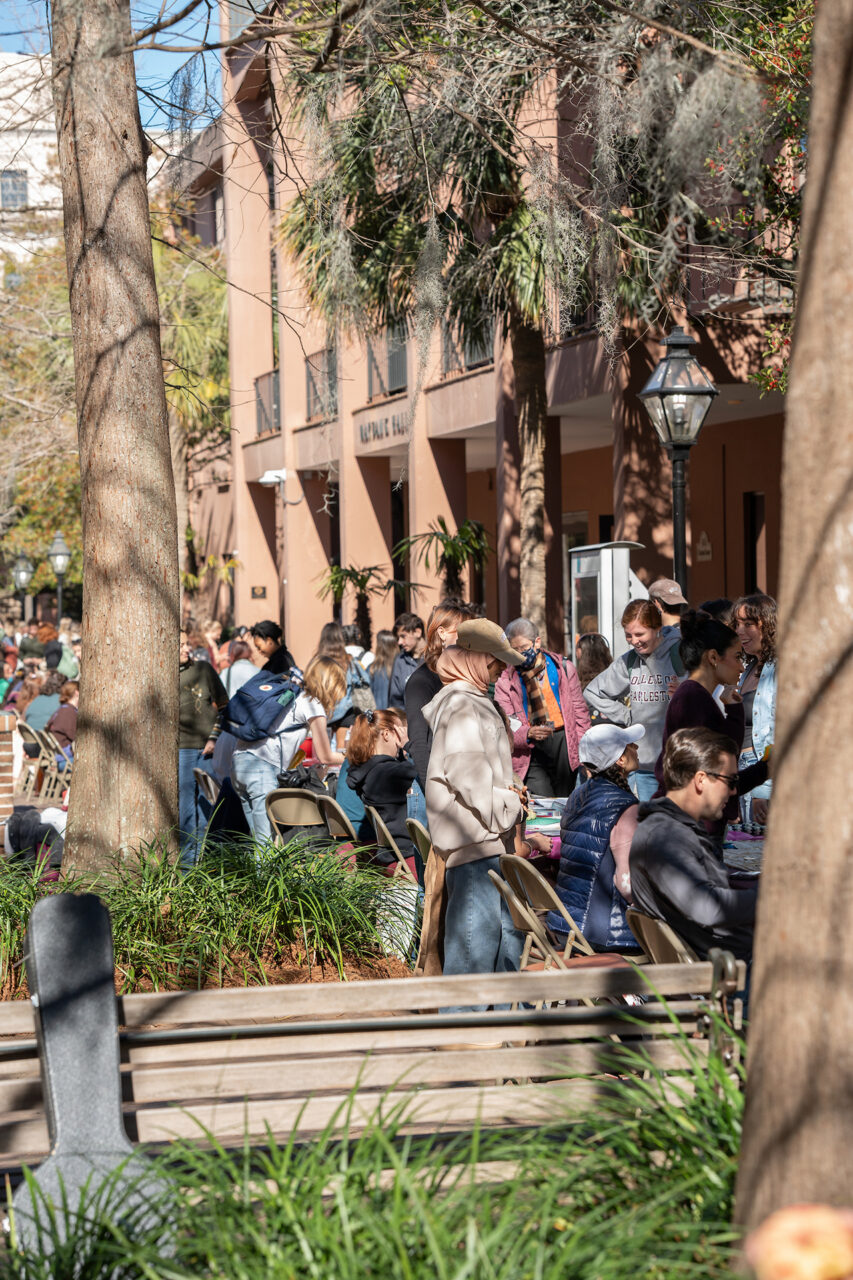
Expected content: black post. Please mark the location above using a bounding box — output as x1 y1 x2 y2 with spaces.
669 445 690 595
56 573 64 626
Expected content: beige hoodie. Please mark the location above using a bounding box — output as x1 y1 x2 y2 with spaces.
422 680 522 868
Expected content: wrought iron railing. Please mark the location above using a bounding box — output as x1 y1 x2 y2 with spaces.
441 318 495 376
255 370 280 437
367 325 407 400
306 347 338 420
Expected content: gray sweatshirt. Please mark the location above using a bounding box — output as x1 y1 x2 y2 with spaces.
583 629 683 771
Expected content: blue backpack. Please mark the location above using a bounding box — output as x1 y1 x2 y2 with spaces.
225 670 299 741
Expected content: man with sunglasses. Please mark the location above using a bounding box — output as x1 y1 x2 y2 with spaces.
629 727 758 961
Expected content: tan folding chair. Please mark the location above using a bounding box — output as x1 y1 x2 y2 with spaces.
265 788 325 843
626 908 699 964
365 805 418 885
41 729 73 800
364 805 419 961
193 768 221 807
499 853 595 957
488 869 574 973
15 722 42 798
501 854 648 963
405 817 432 866
486 869 548 973
28 727 62 801
316 793 359 843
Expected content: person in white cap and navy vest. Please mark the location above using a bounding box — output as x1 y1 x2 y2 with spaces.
545 723 646 953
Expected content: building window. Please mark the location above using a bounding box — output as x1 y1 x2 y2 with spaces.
367 324 407 400
255 370 280 437
0 170 27 210
442 318 495 377
306 346 338 421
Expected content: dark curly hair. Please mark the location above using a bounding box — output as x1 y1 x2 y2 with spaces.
583 761 634 793
733 593 777 666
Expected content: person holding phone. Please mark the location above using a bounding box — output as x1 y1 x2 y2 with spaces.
494 617 590 797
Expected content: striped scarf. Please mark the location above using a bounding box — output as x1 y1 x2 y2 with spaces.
521 651 549 726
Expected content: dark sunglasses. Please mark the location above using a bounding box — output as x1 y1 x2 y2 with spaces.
705 771 739 790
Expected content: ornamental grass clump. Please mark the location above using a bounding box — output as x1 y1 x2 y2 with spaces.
0 834 400 996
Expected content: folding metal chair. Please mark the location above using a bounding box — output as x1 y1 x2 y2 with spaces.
405 817 431 865
499 853 595 957
316 792 359 843
265 788 325 843
41 729 73 800
626 908 698 964
365 804 420 962
193 768 221 807
365 805 418 885
15 722 41 798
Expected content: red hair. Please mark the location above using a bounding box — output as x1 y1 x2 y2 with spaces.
346 709 404 766
621 599 663 630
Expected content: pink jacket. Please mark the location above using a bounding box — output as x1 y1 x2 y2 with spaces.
494 653 591 780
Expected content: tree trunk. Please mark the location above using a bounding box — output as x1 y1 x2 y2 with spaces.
734 0 853 1228
511 314 549 637
50 0 179 871
170 408 190 582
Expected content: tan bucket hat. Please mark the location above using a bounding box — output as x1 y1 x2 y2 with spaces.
455 618 524 667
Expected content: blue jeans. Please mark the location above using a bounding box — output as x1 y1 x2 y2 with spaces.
443 855 523 1010
231 752 279 844
178 748 214 867
629 770 658 803
406 779 428 829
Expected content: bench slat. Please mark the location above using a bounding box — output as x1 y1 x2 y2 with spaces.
0 1038 708 1115
3 1076 693 1160
110 964 731 1026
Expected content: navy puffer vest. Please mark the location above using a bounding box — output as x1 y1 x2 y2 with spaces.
546 778 638 950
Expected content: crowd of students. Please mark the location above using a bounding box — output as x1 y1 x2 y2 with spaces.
178 578 773 985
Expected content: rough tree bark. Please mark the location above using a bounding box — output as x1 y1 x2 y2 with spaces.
511 313 549 638
50 0 179 871
170 409 190 584
734 0 853 1228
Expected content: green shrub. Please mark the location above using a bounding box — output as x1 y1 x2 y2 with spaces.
0 836 404 995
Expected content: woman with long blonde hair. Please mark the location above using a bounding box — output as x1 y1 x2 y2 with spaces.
230 655 345 843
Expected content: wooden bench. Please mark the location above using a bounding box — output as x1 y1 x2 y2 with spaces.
0 955 745 1179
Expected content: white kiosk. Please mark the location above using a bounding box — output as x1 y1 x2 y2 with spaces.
568 541 648 657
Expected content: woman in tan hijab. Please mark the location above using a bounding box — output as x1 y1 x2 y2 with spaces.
419 620 525 989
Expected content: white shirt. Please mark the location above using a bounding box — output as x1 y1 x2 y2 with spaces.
223 659 261 697
231 691 326 769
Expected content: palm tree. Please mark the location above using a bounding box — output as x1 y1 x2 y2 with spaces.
281 58 560 634
317 562 403 648
394 517 491 600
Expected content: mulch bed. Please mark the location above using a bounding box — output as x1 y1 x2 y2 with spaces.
1 945 412 1001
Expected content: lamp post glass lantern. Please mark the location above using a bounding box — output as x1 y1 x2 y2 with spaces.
47 532 71 626
12 554 34 620
638 327 718 592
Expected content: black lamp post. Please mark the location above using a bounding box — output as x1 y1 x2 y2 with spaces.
12 554 34 620
47 532 71 626
638 327 718 594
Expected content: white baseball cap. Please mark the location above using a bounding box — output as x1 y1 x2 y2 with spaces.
579 723 646 771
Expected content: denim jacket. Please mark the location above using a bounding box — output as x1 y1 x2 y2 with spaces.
738 659 776 799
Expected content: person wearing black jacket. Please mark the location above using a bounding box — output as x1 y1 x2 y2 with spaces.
346 709 419 874
248 620 300 679
629 727 759 961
